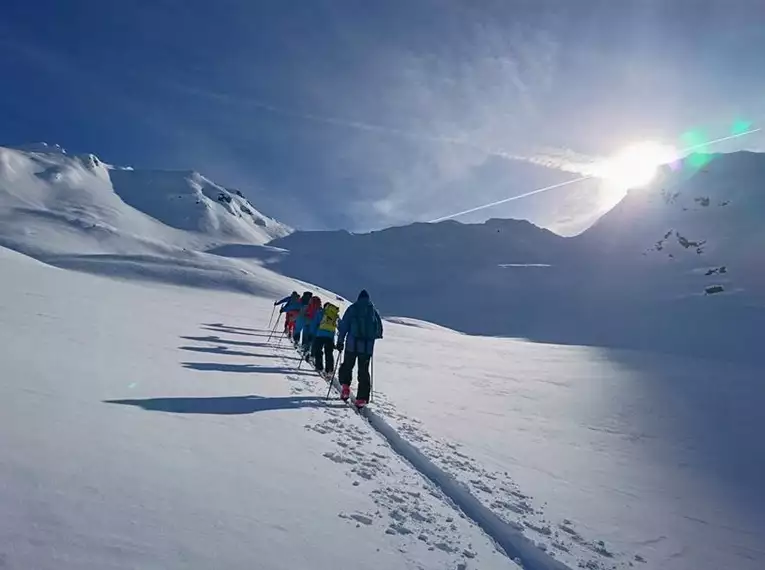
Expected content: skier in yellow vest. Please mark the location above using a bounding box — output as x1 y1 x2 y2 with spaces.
309 301 340 375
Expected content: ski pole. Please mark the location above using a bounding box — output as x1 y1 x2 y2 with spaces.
370 354 374 403
267 305 276 329
298 341 307 368
327 349 343 399
267 313 282 343
329 348 340 383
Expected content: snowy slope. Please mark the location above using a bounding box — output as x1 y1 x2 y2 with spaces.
0 144 301 295
579 152 765 293
4 243 762 570
0 144 289 258
372 318 765 570
0 245 517 570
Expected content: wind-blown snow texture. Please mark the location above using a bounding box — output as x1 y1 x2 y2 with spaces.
1 143 764 569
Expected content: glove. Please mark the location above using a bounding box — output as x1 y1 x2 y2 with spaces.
336 342 344 352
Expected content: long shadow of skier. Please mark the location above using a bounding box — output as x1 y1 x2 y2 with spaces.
180 335 286 350
106 395 338 415
202 323 266 334
179 345 281 359
201 325 275 339
182 362 313 375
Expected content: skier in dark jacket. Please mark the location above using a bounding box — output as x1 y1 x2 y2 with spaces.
336 289 383 407
274 291 298 307
279 292 301 336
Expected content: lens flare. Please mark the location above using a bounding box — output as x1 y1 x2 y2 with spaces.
594 141 679 189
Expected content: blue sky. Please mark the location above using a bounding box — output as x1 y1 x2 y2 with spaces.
1 0 764 233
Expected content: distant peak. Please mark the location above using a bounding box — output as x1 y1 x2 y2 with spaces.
13 142 68 155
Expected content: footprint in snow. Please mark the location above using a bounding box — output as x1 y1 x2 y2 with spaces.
352 467 374 480
386 523 413 535
524 521 553 536
322 452 358 465
305 424 332 435
434 542 457 553
350 513 374 526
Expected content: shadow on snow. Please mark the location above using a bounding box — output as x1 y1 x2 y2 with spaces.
180 335 286 350
178 345 281 359
182 362 312 375
200 325 276 338
106 395 335 415
202 322 265 333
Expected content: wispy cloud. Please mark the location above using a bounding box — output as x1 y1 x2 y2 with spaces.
170 82 605 180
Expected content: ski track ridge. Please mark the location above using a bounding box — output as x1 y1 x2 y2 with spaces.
267 328 572 570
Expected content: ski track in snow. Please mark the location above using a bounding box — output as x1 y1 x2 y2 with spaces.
201 324 586 570
192 324 510 570
230 322 633 570
369 393 636 570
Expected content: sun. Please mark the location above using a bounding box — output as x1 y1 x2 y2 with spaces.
596 141 678 189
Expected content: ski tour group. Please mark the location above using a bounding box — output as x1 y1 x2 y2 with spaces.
271 289 383 409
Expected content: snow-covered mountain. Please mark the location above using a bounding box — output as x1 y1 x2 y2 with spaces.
0 143 295 294
579 151 765 293
0 143 289 254
263 151 765 360
2 143 764 570
2 143 763 359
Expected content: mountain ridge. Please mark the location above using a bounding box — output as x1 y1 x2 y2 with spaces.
2 142 763 359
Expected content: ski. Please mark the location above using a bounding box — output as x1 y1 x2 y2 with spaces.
290 345 368 413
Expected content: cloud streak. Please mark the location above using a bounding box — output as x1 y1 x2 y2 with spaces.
172 82 600 175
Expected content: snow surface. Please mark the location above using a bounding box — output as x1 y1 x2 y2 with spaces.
2 142 764 570
0 246 516 570
372 319 765 570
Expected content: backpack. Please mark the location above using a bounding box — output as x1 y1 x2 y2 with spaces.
350 303 380 340
318 303 340 332
305 299 321 320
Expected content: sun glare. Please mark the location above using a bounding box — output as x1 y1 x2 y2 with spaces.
596 141 678 189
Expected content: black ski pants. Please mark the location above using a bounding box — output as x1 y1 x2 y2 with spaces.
339 351 371 401
312 337 335 372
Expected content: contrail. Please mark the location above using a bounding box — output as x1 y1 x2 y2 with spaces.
181 82 762 222
429 126 762 223
429 176 592 223
682 127 762 153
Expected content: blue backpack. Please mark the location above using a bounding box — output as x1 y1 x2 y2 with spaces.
350 303 380 340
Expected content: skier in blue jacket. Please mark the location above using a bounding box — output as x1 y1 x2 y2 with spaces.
292 291 314 347
336 290 383 407
274 292 298 307
279 292 301 336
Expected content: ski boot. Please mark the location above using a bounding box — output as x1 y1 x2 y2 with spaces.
340 385 350 401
